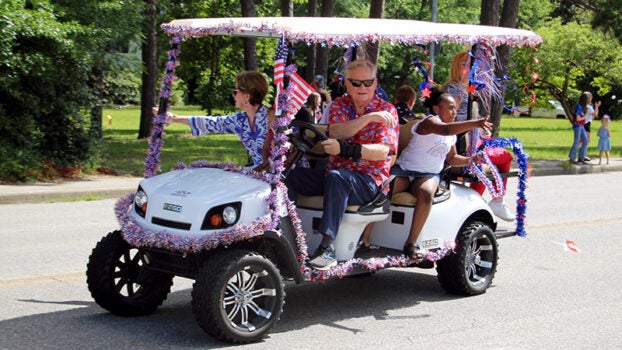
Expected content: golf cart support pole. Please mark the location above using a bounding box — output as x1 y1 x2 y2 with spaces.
147 37 181 177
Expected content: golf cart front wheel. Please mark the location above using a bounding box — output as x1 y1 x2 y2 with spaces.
191 249 285 344
86 230 174 316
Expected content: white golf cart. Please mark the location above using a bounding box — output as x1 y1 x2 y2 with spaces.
86 17 540 344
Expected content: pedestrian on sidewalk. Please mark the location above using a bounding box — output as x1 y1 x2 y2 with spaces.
569 92 590 164
598 114 612 165
579 91 600 161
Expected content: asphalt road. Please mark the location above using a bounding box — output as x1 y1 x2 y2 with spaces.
1 172 621 349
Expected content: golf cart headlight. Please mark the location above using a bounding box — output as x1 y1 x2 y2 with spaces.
134 187 148 218
222 206 238 225
201 202 241 230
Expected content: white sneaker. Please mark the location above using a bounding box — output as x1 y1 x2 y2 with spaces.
309 245 337 270
488 200 514 222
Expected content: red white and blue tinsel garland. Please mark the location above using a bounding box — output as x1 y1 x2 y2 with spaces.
468 151 506 200
461 44 529 237
477 137 529 237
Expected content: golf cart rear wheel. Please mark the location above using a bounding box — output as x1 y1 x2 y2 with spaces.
86 230 174 316
436 221 498 296
192 249 285 344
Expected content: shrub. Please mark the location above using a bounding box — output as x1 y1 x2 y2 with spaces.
103 68 141 106
0 0 93 182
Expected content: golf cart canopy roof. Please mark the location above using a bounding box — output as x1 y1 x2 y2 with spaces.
161 16 542 47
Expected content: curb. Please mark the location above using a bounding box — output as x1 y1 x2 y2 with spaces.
529 163 622 177
0 176 141 205
0 189 135 205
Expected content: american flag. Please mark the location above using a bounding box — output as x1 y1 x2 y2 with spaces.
274 40 288 88
286 72 314 112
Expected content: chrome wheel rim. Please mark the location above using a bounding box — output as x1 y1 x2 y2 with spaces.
222 265 278 332
465 233 494 287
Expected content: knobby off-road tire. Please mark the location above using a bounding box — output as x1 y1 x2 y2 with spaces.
86 230 174 316
436 221 498 296
191 249 285 344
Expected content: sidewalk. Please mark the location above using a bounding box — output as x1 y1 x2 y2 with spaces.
0 175 142 205
1 158 621 205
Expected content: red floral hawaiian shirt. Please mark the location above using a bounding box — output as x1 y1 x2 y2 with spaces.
327 94 399 190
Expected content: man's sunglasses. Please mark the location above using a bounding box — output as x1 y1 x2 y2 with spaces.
347 78 375 87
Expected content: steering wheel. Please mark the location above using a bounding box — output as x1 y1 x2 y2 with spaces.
288 120 329 158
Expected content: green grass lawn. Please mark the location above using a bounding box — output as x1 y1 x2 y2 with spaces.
498 115 621 160
99 106 621 176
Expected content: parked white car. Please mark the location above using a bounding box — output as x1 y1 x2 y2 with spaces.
511 104 531 117
530 100 566 119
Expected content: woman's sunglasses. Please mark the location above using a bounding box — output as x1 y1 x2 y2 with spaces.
233 89 246 97
347 78 375 87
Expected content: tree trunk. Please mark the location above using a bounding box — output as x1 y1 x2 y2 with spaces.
139 0 157 139
498 0 520 64
305 0 318 82
479 0 503 136
500 0 519 28
89 65 104 139
483 0 521 136
241 0 258 71
480 0 500 26
316 0 335 80
281 0 293 16
367 0 385 65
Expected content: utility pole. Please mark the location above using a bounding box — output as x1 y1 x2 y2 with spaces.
429 0 438 80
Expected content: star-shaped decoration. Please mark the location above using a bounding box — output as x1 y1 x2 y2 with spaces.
468 84 477 93
420 87 431 98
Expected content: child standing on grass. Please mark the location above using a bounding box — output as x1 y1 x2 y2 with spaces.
597 114 612 165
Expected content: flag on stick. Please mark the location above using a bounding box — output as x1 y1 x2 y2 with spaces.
273 40 288 114
564 240 580 253
286 72 314 112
